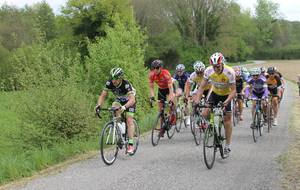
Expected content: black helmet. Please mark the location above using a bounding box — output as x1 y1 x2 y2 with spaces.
151 59 163 68
267 67 275 74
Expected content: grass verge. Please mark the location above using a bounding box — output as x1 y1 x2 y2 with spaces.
278 83 300 189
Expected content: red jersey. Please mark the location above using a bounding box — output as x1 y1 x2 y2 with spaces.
149 69 172 89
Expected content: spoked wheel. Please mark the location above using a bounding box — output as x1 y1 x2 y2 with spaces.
267 104 273 133
203 124 216 169
167 112 176 139
252 112 261 143
192 116 205 146
175 105 183 132
217 123 226 159
129 119 140 155
232 102 236 127
151 113 162 146
100 122 119 165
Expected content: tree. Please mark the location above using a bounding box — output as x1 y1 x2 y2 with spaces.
255 0 279 47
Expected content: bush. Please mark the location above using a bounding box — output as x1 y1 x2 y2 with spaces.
253 45 300 59
17 83 97 150
85 14 150 119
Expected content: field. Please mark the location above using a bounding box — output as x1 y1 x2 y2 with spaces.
245 60 300 83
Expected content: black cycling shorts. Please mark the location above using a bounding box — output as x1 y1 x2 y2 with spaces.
207 91 231 112
158 88 170 101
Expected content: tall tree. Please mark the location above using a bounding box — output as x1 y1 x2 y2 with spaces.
255 0 279 47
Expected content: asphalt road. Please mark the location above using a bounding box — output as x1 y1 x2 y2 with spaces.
9 83 293 190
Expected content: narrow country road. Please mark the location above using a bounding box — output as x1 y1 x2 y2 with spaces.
8 84 294 190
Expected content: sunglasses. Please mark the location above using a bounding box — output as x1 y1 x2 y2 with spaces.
196 71 203 74
153 67 160 70
213 65 221 69
252 75 259 77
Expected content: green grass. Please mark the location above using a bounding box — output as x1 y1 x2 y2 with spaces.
0 91 157 185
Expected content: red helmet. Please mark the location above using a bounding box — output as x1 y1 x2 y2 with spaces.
209 52 225 66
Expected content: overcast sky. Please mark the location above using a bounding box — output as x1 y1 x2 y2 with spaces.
0 0 299 21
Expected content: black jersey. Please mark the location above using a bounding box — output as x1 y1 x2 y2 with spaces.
236 78 244 93
103 79 135 102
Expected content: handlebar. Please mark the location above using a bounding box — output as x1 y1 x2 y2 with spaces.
95 107 121 118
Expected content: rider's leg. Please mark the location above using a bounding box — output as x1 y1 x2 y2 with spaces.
237 98 243 120
272 96 279 125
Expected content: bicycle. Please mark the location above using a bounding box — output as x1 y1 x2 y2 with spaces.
96 107 140 165
150 100 177 146
232 97 239 127
190 100 207 146
202 102 226 169
266 94 274 132
175 97 189 132
251 98 265 142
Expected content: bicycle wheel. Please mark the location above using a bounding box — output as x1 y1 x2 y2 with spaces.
175 105 183 132
216 122 226 159
232 102 236 127
100 122 119 165
252 112 259 143
151 113 162 146
192 115 204 146
129 119 140 155
267 103 272 133
167 112 176 139
257 112 262 136
203 124 216 169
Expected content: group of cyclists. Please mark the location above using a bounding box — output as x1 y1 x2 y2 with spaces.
94 51 285 158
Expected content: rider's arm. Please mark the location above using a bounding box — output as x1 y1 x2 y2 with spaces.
149 73 155 98
224 84 236 106
195 79 208 102
124 93 135 108
184 80 191 98
97 90 108 107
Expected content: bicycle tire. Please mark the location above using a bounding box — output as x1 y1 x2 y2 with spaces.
167 111 176 139
217 122 226 159
100 122 119 165
232 102 236 127
129 119 140 155
192 115 204 146
267 103 272 132
203 124 216 169
252 112 259 143
257 112 262 136
175 105 183 132
151 113 162 146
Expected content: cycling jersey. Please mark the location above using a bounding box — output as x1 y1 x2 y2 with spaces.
266 75 282 95
149 69 172 89
204 65 235 96
173 72 190 90
104 79 135 103
245 76 268 98
188 72 211 91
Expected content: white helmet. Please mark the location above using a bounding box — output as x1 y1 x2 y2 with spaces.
110 67 124 79
176 64 185 71
250 68 261 76
209 52 225 66
193 61 205 72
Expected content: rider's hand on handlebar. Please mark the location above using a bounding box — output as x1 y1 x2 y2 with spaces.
149 97 155 107
95 104 101 114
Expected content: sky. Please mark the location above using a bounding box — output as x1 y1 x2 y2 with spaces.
0 0 299 21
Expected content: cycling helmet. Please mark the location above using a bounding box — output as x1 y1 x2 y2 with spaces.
274 67 278 72
260 67 266 73
193 61 205 72
235 70 241 77
151 59 163 68
209 52 225 66
267 67 275 74
110 67 124 79
176 64 185 71
250 68 261 76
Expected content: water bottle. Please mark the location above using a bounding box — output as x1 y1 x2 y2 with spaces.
118 122 126 135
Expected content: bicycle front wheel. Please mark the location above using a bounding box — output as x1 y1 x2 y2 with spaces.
151 113 162 146
203 124 216 169
175 105 183 132
267 103 272 133
252 112 260 143
100 122 119 165
130 119 140 155
192 115 204 146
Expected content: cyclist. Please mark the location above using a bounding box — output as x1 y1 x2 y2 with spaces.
185 61 211 101
95 68 136 155
274 67 285 104
233 67 245 121
266 67 282 126
149 59 175 137
195 52 236 157
244 68 268 128
173 64 190 96
260 67 267 77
